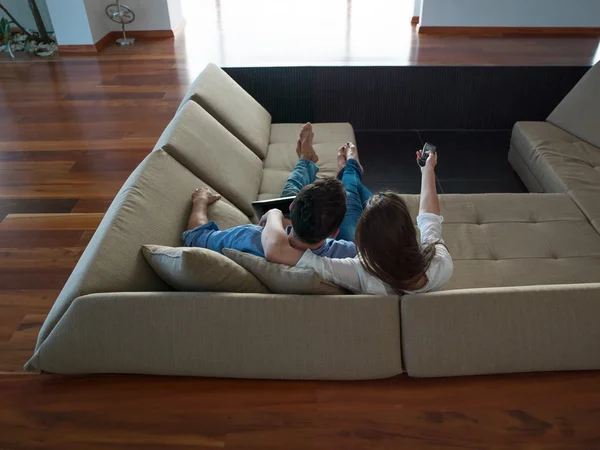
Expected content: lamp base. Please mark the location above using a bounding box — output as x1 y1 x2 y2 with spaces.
117 37 135 46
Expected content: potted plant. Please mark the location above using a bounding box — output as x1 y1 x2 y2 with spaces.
0 0 57 58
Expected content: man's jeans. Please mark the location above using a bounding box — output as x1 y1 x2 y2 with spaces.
281 158 373 242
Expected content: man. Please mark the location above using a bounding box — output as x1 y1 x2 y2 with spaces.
183 123 358 259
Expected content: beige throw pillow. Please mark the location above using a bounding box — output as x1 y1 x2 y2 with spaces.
223 249 348 295
142 245 269 293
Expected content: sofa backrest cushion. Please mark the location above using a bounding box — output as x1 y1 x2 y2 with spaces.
179 63 272 159
34 149 251 351
155 101 263 218
547 61 600 148
142 245 269 293
223 249 348 295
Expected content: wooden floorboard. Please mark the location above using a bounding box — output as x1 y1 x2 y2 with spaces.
0 26 599 448
0 372 599 449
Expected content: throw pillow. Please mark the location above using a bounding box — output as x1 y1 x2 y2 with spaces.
142 245 269 293
222 248 348 295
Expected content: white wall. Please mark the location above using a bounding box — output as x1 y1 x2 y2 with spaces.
167 0 184 29
46 0 183 45
0 0 53 32
46 0 94 45
107 0 172 31
83 0 111 43
420 0 600 27
413 0 421 17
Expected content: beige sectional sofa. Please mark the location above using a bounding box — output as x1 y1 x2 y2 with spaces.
25 63 600 379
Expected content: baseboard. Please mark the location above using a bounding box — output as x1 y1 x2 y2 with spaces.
59 28 177 54
58 44 99 54
418 26 600 36
116 29 175 39
94 32 115 52
411 16 420 25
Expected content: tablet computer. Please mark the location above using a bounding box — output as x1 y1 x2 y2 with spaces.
251 196 295 219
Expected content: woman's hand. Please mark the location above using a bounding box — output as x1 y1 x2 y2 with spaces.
416 150 438 172
417 150 441 215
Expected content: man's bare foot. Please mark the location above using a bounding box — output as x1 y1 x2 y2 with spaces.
192 187 221 206
299 123 319 164
345 142 364 173
337 146 347 173
296 139 302 158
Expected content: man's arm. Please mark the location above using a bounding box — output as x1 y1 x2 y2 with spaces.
417 150 440 215
261 209 304 266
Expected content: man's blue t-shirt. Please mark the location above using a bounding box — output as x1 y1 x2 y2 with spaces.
182 221 356 259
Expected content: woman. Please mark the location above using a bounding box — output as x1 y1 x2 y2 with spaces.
261 144 453 295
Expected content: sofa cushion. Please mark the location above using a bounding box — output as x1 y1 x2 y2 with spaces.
569 188 600 235
269 123 356 145
142 245 269 293
398 193 600 291
27 291 402 379
511 121 600 193
179 63 272 158
548 61 600 149
509 121 600 232
33 149 251 352
154 101 263 218
223 249 348 295
401 283 600 377
259 123 356 200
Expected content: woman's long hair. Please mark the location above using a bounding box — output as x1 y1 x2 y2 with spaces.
355 192 437 295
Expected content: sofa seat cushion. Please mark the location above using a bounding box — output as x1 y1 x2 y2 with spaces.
399 193 600 291
509 121 600 232
178 63 272 158
33 149 251 352
259 123 356 200
154 101 263 218
510 121 600 193
269 123 356 145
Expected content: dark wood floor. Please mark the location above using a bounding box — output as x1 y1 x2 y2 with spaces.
1 371 600 449
1 31 600 448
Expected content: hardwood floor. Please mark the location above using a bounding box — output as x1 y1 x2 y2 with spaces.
1 28 600 448
2 372 600 449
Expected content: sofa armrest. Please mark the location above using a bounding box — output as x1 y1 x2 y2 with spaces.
26 292 401 380
402 283 600 377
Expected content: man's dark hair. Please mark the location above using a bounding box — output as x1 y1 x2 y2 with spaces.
290 178 346 244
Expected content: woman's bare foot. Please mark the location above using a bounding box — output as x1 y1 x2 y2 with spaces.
192 187 221 206
337 146 347 173
299 123 319 164
345 142 364 173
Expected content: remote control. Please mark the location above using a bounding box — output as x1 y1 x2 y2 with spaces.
418 142 437 167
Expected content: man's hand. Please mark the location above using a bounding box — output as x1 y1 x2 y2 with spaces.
259 208 282 227
416 150 438 172
260 209 292 228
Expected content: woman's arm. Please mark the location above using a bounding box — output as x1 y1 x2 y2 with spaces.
417 150 440 215
261 209 304 266
296 252 367 294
